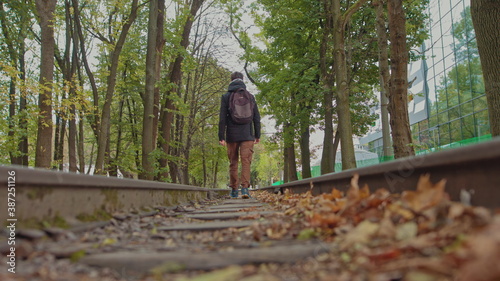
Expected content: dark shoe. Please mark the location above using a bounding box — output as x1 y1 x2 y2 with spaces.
241 187 250 199
230 188 239 199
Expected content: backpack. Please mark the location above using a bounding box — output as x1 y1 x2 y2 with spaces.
229 88 255 124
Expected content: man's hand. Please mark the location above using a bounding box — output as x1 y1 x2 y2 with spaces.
255 139 260 144
219 140 226 146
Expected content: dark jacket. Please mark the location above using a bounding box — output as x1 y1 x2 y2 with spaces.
218 79 261 143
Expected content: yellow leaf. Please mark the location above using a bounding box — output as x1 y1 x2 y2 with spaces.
402 174 447 212
360 184 371 199
341 220 379 249
101 238 117 246
395 221 418 241
297 228 318 240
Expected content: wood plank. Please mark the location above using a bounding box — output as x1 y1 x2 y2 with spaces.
184 211 275 220
157 220 257 231
80 242 330 274
208 203 265 210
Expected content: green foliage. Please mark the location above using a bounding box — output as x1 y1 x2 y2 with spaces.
404 0 431 61
253 135 282 187
182 56 232 187
245 0 380 151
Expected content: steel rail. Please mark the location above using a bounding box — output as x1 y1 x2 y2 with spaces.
0 166 226 225
260 137 500 209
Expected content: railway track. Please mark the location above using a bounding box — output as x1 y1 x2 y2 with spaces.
1 138 499 280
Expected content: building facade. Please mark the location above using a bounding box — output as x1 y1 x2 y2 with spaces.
360 0 490 158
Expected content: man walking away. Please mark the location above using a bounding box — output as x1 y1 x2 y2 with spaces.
218 72 261 198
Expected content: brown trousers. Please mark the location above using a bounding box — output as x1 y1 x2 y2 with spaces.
226 141 254 188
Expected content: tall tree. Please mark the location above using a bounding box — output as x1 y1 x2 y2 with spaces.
319 0 336 174
67 0 79 173
34 0 57 168
471 0 500 137
158 0 204 182
94 0 140 174
331 0 370 170
387 0 415 158
375 0 392 159
52 0 79 172
141 0 159 180
71 0 99 139
247 0 323 177
245 0 377 176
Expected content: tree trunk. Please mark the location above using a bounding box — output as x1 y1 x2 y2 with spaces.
387 0 415 158
35 0 57 168
78 112 85 173
213 161 219 189
8 79 19 164
286 144 298 182
153 0 165 152
18 49 29 166
375 0 393 160
68 104 77 172
114 98 125 176
471 0 500 137
141 0 159 180
283 122 298 183
332 129 341 172
320 87 335 174
126 98 142 173
53 108 66 170
179 72 197 185
68 1 78 173
95 0 139 174
299 112 312 179
283 140 289 183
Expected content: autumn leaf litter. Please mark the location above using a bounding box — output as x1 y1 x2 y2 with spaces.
247 174 500 281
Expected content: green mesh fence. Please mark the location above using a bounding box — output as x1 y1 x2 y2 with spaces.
272 134 492 185
335 135 490 177
414 134 492 156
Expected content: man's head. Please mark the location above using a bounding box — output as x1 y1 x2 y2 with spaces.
230 71 244 81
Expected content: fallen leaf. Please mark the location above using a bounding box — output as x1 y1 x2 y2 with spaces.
366 248 402 263
454 215 500 281
387 202 415 220
377 215 397 238
395 221 418 241
401 174 447 212
359 184 371 200
100 238 117 246
297 228 318 240
309 212 341 228
347 174 360 202
341 220 379 249
323 188 343 200
447 202 466 220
